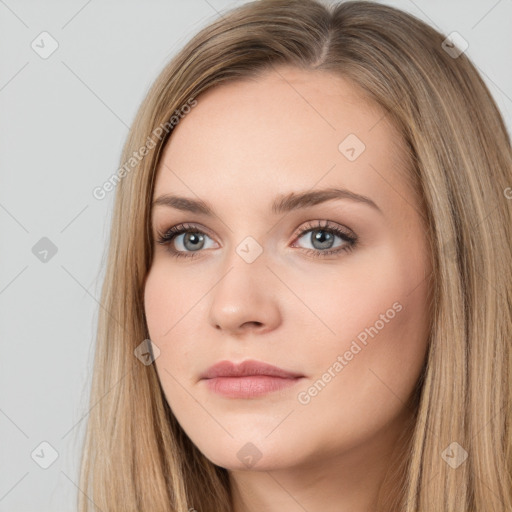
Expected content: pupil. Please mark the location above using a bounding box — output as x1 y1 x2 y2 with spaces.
184 232 204 251
313 230 333 249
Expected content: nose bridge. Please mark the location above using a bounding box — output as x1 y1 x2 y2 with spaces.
215 235 268 305
207 235 281 333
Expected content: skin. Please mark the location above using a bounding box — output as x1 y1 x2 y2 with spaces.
144 65 432 512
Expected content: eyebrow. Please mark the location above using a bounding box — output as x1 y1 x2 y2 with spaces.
152 187 382 216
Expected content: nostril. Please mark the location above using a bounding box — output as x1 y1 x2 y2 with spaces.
242 321 263 329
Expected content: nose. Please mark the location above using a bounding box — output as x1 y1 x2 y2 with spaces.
208 256 282 336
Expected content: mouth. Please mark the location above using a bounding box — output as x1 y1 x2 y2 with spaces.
199 359 304 398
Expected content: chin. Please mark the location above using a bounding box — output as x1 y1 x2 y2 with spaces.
194 436 304 472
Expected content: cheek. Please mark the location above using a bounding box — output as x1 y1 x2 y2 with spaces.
144 261 202 340
144 261 221 384
144 265 171 337
284 243 429 350
293 243 431 423
144 263 203 416
143 263 196 369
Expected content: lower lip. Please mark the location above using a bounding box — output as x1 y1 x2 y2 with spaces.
203 376 302 398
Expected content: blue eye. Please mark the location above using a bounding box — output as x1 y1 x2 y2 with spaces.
155 223 216 259
155 220 357 260
292 220 357 257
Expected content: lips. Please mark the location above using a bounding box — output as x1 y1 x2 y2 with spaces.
200 359 304 398
200 359 304 379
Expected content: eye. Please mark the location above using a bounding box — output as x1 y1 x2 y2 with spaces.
155 223 217 259
291 220 357 258
155 220 358 259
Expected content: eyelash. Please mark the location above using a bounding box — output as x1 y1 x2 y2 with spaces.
155 220 358 260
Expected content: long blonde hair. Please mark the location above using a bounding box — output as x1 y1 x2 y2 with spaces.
78 1 512 510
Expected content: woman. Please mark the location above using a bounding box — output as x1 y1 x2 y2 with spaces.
79 1 512 510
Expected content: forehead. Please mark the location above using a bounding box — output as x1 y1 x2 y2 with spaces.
153 66 414 218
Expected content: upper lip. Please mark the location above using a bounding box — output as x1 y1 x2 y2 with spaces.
200 359 304 379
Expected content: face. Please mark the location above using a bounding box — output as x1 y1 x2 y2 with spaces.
144 66 432 472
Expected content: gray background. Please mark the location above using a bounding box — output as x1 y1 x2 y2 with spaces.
1 0 511 510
